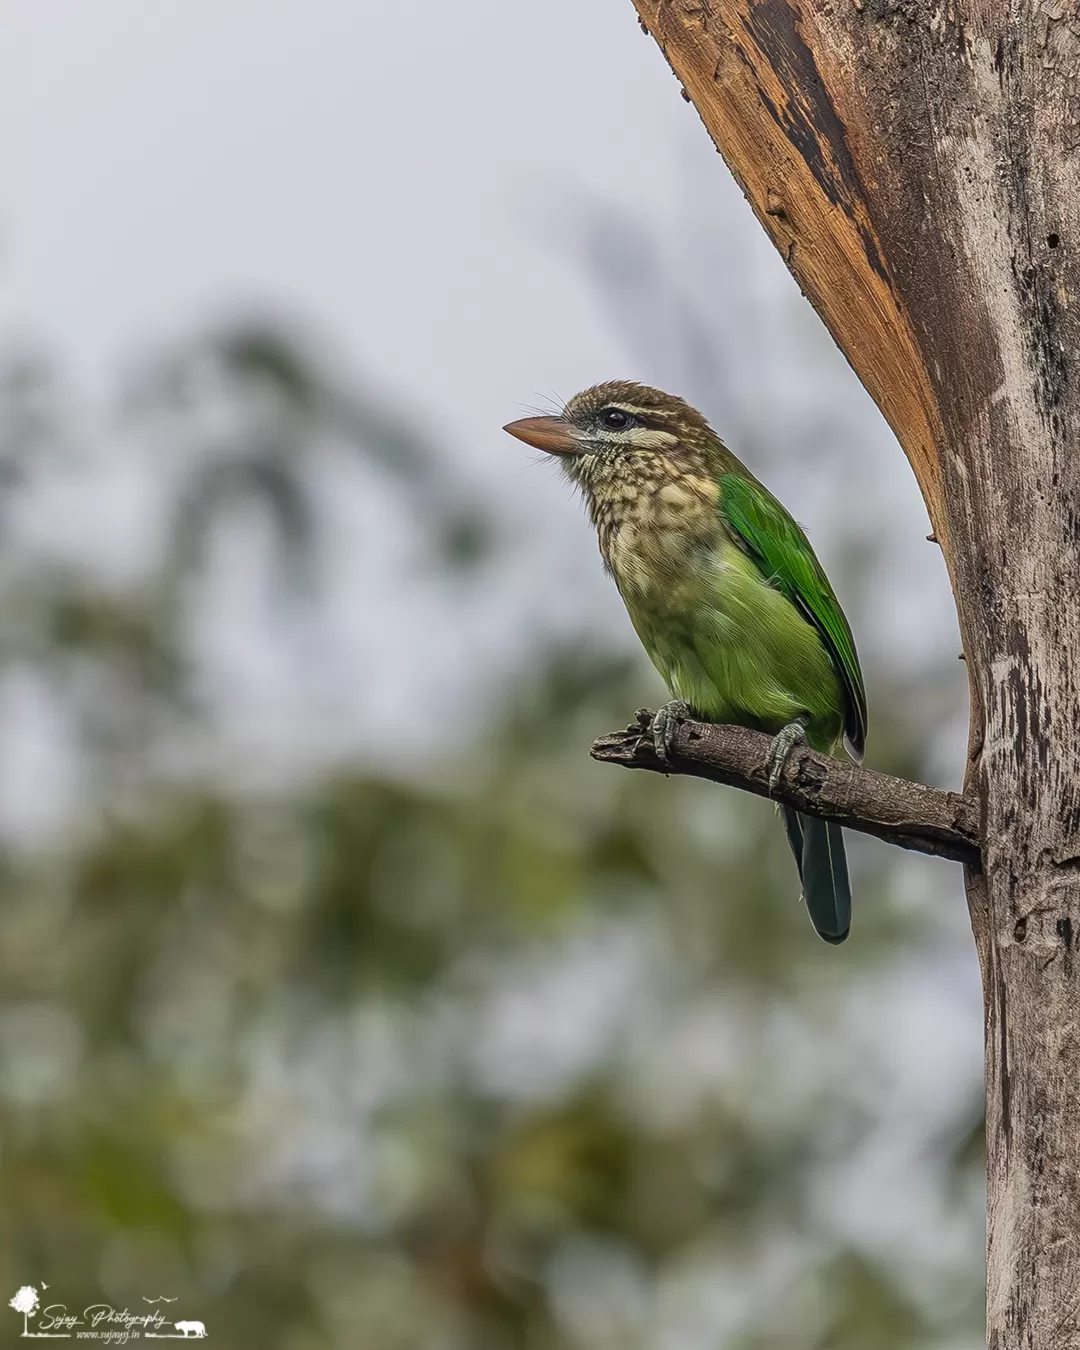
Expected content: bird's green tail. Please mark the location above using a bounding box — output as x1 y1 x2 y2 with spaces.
781 807 851 944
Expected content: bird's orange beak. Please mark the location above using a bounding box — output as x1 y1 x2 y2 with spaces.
502 415 582 456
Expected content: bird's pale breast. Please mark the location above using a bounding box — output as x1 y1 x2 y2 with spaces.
587 460 844 747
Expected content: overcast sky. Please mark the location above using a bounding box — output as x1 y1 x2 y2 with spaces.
6 2 726 437
4 0 960 781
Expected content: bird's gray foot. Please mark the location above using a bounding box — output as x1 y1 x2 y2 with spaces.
652 699 690 763
767 715 810 791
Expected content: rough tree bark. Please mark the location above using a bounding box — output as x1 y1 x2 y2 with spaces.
607 3 1080 1346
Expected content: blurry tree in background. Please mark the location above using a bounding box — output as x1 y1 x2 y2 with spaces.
0 223 982 1349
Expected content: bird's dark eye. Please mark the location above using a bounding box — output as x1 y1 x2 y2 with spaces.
600 407 634 430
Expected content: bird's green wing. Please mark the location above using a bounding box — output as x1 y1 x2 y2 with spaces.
719 472 867 757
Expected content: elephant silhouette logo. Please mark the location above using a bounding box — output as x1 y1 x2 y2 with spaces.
173 1323 207 1338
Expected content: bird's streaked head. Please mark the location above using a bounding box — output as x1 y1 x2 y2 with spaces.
503 381 711 482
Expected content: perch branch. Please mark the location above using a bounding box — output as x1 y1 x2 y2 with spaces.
591 711 979 866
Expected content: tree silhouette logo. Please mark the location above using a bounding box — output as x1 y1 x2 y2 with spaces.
9 1287 39 1337
7 1285 69 1339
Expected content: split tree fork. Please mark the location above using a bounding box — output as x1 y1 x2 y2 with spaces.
580 4 1080 1347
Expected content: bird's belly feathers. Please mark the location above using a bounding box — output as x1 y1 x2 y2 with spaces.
611 530 844 747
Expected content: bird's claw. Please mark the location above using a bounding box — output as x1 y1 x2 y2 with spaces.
767 716 809 791
652 699 690 764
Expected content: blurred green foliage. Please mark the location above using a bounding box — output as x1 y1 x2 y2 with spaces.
0 316 981 1350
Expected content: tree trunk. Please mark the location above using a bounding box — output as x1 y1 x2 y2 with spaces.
628 1 1080 1344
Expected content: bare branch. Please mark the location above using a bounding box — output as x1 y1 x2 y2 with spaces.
591 711 979 866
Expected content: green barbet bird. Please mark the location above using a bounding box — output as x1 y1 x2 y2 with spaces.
504 381 867 943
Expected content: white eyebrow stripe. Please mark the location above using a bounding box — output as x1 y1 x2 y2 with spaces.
598 403 677 422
